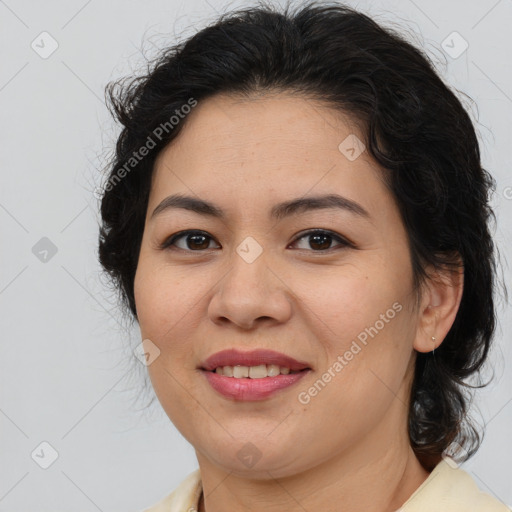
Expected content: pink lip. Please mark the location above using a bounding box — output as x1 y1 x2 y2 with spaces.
199 349 312 401
200 349 311 372
202 370 311 401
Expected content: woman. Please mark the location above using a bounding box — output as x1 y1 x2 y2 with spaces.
98 2 509 511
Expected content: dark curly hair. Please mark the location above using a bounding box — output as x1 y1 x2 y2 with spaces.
98 1 503 471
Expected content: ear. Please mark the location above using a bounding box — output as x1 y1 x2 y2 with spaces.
413 253 464 353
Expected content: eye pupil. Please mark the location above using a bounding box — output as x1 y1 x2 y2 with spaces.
188 234 209 250
310 233 331 250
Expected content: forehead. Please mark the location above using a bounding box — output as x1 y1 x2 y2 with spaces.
154 93 370 179
149 92 394 224
162 91 363 157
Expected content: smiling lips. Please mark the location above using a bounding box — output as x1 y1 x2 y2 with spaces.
200 348 312 401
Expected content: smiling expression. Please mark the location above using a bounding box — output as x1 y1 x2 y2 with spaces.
133 91 423 477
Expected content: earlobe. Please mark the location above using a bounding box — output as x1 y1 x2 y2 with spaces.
413 258 464 354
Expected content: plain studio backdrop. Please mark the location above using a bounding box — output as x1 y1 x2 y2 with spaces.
1 0 511 510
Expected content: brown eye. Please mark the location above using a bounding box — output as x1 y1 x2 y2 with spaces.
290 229 352 251
161 230 219 251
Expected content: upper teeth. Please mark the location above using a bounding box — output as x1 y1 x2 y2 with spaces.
214 364 299 378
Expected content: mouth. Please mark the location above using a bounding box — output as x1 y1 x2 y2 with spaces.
199 352 312 401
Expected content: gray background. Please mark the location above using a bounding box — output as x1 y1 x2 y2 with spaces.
1 0 511 510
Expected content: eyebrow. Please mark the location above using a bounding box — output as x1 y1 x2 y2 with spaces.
150 193 370 221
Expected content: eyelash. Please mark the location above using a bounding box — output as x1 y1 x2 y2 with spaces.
159 229 354 253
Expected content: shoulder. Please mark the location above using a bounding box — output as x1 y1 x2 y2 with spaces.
400 458 510 512
140 469 202 512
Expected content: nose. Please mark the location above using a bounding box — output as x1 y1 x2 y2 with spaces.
207 245 293 330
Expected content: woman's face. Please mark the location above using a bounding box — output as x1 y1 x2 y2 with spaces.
134 92 425 478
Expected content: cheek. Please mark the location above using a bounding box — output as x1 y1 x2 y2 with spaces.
134 263 166 337
294 263 414 386
134 261 203 401
134 255 197 338
133 255 215 382
292 265 402 339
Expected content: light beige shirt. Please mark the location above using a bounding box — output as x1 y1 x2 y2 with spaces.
141 458 510 511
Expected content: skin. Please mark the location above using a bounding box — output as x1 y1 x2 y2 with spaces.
133 92 464 512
